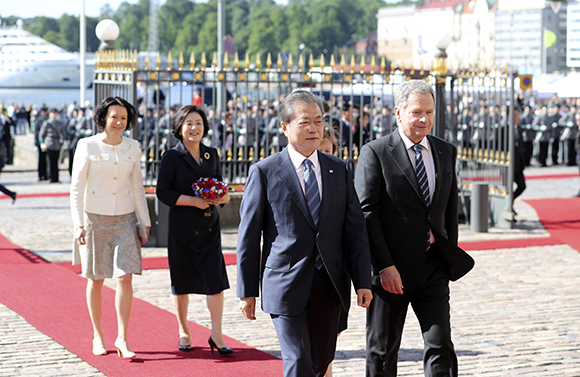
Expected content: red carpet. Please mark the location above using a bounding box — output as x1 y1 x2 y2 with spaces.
458 236 564 251
525 173 579 180
524 198 580 253
55 254 238 274
0 233 282 377
0 192 69 200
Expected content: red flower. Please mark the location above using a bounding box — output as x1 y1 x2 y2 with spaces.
191 177 228 200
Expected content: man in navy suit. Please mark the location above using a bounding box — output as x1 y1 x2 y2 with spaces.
237 90 373 377
355 80 471 377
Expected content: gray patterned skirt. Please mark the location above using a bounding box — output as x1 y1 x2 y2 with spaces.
73 212 142 280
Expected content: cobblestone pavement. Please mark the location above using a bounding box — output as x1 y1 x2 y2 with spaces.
1 166 580 376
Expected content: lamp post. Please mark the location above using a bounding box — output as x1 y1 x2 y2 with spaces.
95 19 120 51
80 0 86 106
434 33 452 140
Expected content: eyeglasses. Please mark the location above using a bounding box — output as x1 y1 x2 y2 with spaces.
292 119 324 129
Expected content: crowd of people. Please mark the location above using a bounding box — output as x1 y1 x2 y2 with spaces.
1 82 579 377
454 91 580 169
61 84 468 377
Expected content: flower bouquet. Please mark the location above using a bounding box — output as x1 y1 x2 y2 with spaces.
191 177 228 200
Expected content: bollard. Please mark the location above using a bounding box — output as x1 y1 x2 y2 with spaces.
470 182 489 233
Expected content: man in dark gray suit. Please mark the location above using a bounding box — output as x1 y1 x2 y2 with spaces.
355 80 472 377
237 90 373 377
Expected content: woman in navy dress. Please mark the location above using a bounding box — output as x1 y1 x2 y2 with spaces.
156 105 232 355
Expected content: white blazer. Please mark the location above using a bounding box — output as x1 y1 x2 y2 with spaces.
70 135 151 229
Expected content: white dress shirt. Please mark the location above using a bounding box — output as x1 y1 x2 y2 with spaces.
287 145 323 200
398 128 436 245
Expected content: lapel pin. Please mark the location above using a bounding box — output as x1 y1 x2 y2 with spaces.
329 170 333 173
204 152 210 160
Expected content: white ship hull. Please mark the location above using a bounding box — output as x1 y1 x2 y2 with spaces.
0 21 94 89
0 59 94 89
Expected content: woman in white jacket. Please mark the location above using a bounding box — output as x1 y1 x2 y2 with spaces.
70 97 150 358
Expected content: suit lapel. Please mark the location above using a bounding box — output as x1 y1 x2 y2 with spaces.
276 149 316 230
427 135 444 205
176 142 206 177
387 132 424 203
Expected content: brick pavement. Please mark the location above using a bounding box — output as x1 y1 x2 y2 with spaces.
1 166 580 376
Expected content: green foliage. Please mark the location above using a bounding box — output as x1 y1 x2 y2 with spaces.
9 0 390 59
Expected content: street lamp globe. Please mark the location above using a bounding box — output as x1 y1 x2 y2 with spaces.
95 19 120 51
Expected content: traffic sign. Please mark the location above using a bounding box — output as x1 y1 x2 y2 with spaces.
520 75 533 89
224 35 234 56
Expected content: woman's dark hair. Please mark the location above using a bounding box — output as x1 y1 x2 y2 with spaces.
172 105 209 141
93 97 137 131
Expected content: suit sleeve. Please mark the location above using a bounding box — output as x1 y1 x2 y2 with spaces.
444 147 459 245
70 138 90 229
354 144 395 273
342 162 372 290
236 163 267 298
156 151 182 208
129 142 151 227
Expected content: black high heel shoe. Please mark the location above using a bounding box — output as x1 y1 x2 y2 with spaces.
208 336 233 356
178 337 191 352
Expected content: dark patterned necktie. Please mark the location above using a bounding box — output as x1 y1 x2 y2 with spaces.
303 159 323 269
412 144 431 250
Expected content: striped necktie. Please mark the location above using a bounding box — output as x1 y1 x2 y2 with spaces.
412 144 431 250
303 159 323 269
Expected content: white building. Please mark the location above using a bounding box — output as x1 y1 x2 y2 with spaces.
495 0 567 74
376 0 570 74
454 0 497 66
376 6 416 64
567 2 580 67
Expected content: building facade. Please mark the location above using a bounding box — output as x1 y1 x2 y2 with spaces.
567 1 580 67
376 5 416 64
376 0 569 74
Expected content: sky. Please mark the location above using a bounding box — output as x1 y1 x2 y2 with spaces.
0 0 290 20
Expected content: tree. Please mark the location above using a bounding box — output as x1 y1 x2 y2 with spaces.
174 12 200 53
99 4 115 19
159 0 195 54
196 9 218 57
246 0 280 56
113 0 149 51
59 14 79 52
354 0 387 40
26 16 60 43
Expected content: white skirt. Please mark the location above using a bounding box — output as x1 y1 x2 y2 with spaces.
73 212 142 280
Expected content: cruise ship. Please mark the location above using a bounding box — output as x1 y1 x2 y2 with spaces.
0 19 93 88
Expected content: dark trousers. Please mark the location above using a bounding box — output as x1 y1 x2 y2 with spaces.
366 247 458 377
47 149 60 183
551 138 560 165
0 183 15 198
566 139 577 166
0 138 12 165
514 169 526 200
538 142 549 166
68 147 76 176
271 268 342 377
37 149 47 180
523 141 533 166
